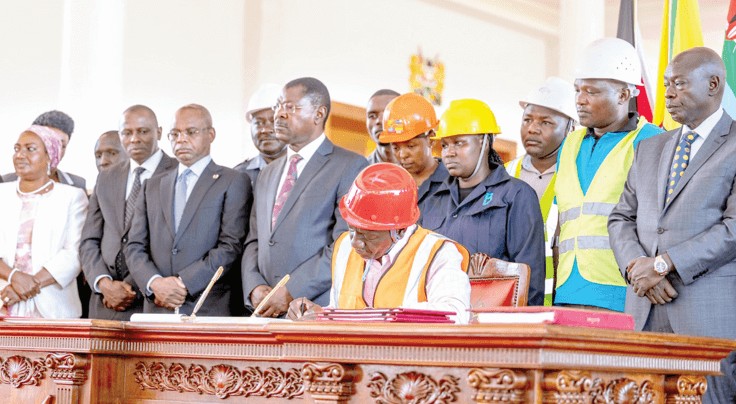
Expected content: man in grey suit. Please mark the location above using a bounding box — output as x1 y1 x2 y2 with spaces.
126 104 251 315
609 47 736 404
80 105 177 320
242 77 368 317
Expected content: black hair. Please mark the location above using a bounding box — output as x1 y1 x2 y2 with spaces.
32 110 74 138
285 77 331 126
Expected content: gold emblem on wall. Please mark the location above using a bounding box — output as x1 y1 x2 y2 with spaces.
410 48 445 106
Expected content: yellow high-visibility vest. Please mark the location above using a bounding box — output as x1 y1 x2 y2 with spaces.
331 226 468 309
504 156 557 306
554 117 647 287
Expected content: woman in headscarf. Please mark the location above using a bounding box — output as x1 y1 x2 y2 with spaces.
0 125 88 318
421 99 546 305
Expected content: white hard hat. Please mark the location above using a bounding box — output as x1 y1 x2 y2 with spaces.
246 83 281 122
575 37 642 86
519 76 577 122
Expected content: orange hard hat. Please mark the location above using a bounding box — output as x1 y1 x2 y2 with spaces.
378 93 438 143
339 163 420 231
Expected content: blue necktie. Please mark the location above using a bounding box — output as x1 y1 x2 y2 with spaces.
174 169 192 232
666 131 698 204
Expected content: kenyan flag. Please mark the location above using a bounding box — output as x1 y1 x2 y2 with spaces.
723 0 736 119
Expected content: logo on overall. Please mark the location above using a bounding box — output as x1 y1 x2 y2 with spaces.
483 192 494 206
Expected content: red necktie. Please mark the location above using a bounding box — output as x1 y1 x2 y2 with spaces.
272 154 302 228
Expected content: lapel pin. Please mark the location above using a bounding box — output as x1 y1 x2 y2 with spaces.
213 174 220 179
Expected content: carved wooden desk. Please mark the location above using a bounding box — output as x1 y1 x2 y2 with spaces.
0 319 733 403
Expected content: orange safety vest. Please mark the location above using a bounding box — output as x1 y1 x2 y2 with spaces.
331 226 469 309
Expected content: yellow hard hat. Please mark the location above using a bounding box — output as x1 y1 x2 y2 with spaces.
432 99 501 140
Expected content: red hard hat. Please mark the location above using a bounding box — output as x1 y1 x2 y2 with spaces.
339 163 420 231
378 93 438 143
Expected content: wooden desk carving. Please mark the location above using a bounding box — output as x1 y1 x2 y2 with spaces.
0 319 731 403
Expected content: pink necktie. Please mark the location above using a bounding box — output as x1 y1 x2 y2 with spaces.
272 154 302 228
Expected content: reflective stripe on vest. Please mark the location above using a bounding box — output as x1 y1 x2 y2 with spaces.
331 226 469 309
506 155 558 306
554 116 648 288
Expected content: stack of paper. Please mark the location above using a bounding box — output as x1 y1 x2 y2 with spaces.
470 307 635 330
317 308 455 323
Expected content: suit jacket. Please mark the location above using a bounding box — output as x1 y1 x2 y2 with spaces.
3 170 86 191
241 138 368 307
609 112 736 339
80 154 177 320
0 183 88 318
125 159 252 315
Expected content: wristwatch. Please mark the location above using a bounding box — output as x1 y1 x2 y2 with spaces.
654 255 669 276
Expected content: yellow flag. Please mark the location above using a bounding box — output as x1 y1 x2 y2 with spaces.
653 0 704 130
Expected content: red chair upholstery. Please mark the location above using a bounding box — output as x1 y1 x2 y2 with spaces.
468 253 530 308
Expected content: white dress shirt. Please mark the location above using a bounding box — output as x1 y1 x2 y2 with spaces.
274 134 325 198
681 108 723 160
126 149 163 198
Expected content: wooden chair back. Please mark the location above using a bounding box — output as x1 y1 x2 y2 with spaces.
467 252 530 308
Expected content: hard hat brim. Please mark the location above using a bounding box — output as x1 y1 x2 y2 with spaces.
339 195 419 231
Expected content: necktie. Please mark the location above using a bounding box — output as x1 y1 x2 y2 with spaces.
666 131 698 204
116 167 145 279
174 169 193 232
272 154 302 228
124 167 145 229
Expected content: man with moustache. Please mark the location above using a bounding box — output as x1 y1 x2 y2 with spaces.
505 77 576 306
554 38 662 312
235 83 287 188
81 105 177 320
609 47 736 404
242 77 368 317
379 93 448 218
365 89 399 164
126 104 250 315
94 130 127 172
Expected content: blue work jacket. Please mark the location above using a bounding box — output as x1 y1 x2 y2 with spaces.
421 165 546 305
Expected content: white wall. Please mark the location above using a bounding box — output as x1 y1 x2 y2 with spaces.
253 0 548 146
0 0 728 188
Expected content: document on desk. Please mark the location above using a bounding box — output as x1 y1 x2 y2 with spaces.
129 313 291 324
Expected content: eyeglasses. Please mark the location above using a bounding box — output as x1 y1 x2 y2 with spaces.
119 128 152 137
168 127 208 141
272 101 303 114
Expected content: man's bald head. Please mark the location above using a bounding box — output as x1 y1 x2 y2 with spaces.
664 47 726 128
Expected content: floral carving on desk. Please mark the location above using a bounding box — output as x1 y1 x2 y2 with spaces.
134 361 304 399
368 370 460 404
0 355 45 388
548 370 655 403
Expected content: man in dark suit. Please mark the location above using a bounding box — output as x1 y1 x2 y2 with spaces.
3 110 86 190
234 83 287 189
609 47 736 404
126 104 251 315
242 77 368 317
80 105 177 320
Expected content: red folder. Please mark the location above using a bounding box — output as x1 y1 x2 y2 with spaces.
470 306 635 330
317 308 455 323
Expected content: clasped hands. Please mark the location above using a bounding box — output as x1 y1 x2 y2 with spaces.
150 276 188 311
98 277 137 312
1 271 42 307
626 256 678 305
